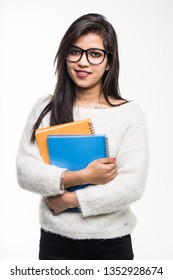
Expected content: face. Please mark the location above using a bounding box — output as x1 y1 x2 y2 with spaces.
66 33 109 92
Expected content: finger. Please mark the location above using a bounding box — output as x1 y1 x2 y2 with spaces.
107 171 117 182
95 157 116 164
106 163 117 172
113 166 118 174
109 167 118 178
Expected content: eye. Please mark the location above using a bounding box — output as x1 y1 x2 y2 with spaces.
90 51 101 57
69 48 81 55
88 49 104 58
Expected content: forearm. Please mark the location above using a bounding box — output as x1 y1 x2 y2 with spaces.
16 98 66 196
17 153 66 196
76 114 148 218
76 172 147 217
64 158 116 189
47 191 79 214
63 169 87 189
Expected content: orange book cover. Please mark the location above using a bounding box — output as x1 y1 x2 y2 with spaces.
35 119 95 164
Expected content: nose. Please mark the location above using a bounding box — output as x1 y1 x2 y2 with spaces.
77 52 90 67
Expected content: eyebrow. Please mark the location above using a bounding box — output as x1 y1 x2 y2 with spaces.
72 45 106 51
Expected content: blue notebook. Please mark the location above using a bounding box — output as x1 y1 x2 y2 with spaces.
47 135 109 212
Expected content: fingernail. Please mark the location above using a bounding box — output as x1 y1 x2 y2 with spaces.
111 158 116 161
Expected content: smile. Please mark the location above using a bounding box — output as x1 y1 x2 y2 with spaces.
75 70 92 77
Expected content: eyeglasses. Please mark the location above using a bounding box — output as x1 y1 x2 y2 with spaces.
66 45 110 65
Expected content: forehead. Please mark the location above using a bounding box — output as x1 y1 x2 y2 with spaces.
73 33 104 49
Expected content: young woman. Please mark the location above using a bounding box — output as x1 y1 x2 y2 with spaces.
16 13 148 260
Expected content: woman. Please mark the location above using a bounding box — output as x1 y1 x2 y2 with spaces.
16 13 148 260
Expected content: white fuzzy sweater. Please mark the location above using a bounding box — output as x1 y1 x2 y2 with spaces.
16 96 148 239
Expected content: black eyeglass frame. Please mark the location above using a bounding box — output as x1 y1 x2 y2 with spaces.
66 45 111 65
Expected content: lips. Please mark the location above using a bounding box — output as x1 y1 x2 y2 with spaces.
75 69 92 78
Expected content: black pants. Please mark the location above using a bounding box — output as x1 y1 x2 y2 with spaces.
39 229 134 260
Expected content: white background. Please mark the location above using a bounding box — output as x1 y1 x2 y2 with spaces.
0 0 173 260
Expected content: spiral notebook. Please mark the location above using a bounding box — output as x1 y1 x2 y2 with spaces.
47 134 109 212
35 119 95 164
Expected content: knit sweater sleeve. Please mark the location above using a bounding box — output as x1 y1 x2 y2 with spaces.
76 106 149 218
16 97 66 196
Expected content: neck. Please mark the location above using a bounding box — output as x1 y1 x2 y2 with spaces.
75 85 103 106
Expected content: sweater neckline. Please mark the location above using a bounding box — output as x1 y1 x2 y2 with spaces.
73 100 131 111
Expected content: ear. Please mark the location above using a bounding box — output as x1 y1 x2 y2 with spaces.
105 64 109 71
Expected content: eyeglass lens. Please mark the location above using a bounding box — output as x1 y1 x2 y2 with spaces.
67 47 106 64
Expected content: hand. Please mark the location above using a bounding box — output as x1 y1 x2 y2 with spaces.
46 192 78 215
83 157 117 185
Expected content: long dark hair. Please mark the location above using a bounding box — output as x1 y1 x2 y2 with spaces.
31 13 124 142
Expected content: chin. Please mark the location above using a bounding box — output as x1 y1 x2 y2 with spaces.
74 81 93 89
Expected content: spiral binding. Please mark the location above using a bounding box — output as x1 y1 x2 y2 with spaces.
88 121 95 134
105 137 109 157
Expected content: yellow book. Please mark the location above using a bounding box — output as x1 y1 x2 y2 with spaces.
35 119 95 164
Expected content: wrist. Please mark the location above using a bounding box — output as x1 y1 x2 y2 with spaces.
78 168 90 184
59 170 67 191
65 192 79 208
63 169 89 188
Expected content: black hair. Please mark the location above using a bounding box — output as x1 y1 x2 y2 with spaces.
31 13 125 142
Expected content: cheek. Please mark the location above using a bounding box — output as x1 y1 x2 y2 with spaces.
94 66 108 79
96 60 109 75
